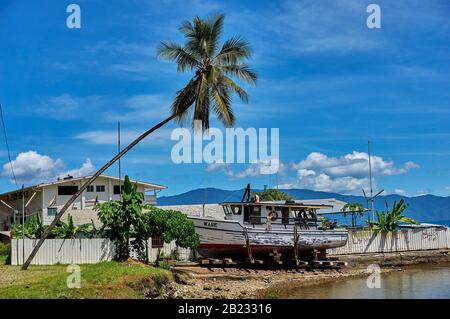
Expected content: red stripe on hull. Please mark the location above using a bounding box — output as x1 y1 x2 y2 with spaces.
197 243 314 259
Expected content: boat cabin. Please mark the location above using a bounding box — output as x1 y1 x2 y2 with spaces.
221 201 333 229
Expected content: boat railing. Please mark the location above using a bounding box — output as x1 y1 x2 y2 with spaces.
246 216 318 229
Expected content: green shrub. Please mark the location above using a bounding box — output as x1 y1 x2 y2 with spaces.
0 242 10 256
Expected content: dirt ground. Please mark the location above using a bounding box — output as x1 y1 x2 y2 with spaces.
164 249 450 298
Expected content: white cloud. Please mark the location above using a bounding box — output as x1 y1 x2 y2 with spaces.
206 160 285 180
294 151 419 178
285 151 419 194
31 93 171 123
62 158 95 179
75 128 172 145
280 169 369 194
393 188 407 196
206 150 419 195
33 94 105 120
1 151 95 185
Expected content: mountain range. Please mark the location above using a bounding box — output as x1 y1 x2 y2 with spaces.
157 188 450 223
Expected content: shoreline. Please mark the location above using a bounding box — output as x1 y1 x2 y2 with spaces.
165 249 450 299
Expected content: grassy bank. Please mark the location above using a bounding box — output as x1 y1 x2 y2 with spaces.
0 260 172 299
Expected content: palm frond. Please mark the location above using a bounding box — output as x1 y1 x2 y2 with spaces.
222 64 257 85
399 216 419 225
222 75 249 103
205 14 225 57
171 78 199 125
157 41 200 71
211 83 235 127
214 36 252 65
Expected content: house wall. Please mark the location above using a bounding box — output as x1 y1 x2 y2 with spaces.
0 176 158 228
0 190 42 230
41 176 152 225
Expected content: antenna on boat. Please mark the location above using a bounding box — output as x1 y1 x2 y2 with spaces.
366 141 384 227
241 184 251 202
368 140 374 223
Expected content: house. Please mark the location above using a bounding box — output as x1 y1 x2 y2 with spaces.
0 174 166 230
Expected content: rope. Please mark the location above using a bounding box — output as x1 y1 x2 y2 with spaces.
0 103 19 189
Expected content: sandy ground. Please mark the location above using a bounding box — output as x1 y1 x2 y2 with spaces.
164 249 450 298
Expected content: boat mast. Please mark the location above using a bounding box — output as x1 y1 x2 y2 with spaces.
368 140 374 223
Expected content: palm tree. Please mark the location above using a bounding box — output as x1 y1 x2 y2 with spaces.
341 202 365 228
22 13 256 269
158 14 256 130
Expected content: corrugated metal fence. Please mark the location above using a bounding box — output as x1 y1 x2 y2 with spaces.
328 227 450 255
11 238 192 265
11 238 115 265
130 239 193 262
10 227 449 264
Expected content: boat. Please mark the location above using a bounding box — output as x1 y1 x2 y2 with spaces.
189 185 348 262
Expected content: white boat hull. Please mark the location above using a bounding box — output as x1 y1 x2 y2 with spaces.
189 216 348 259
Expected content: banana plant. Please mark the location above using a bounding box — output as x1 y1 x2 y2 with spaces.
53 214 92 239
370 199 419 232
12 213 48 239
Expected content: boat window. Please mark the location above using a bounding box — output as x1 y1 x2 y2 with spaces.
222 205 232 215
281 207 290 224
230 205 242 215
244 205 250 223
250 205 261 224
307 209 317 220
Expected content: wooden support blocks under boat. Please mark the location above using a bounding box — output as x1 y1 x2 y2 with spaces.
199 259 210 265
295 260 309 267
222 258 236 265
311 260 324 266
269 250 283 265
334 261 348 267
310 260 348 267
208 258 222 265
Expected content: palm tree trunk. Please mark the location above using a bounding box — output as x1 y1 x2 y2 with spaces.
21 114 177 270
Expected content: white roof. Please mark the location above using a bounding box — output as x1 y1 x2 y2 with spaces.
0 174 166 196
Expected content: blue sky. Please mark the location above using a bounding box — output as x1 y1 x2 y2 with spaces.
0 0 449 197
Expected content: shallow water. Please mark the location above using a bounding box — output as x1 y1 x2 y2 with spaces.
285 264 450 299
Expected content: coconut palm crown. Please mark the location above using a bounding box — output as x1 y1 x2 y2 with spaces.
158 14 257 131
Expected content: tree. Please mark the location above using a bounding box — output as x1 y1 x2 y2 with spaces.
23 13 256 269
96 176 144 260
158 14 257 130
133 206 199 262
96 175 199 262
341 202 365 228
370 199 419 232
252 189 292 201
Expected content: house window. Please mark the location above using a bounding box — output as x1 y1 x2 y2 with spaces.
113 185 123 195
58 186 78 195
86 185 94 192
47 207 57 216
96 185 105 192
152 236 163 248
